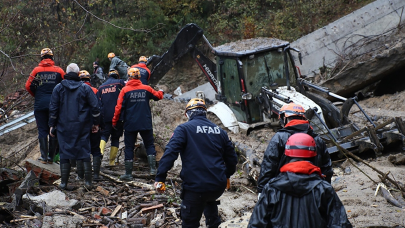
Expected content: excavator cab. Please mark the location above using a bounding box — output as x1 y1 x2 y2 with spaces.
215 43 298 124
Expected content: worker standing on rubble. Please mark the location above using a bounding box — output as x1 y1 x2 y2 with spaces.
79 70 103 181
248 133 352 227
256 103 333 197
49 63 100 190
97 70 126 166
108 52 128 80
112 68 164 179
154 98 238 228
131 56 151 85
92 61 105 87
25 48 65 164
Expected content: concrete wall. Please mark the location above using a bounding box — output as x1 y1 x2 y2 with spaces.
291 0 405 77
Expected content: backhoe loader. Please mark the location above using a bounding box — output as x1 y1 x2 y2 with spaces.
146 23 405 159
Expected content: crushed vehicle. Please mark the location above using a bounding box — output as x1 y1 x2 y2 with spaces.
147 23 405 159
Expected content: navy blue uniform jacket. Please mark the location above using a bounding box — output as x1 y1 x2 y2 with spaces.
49 75 100 160
25 59 65 111
97 77 126 122
155 115 238 193
112 79 163 131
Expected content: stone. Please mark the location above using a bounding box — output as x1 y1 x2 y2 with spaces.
22 190 79 211
42 215 85 228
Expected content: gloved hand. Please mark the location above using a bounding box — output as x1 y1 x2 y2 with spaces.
226 178 230 190
159 89 165 94
154 182 166 193
92 125 99 133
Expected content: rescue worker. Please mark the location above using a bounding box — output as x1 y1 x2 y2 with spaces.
112 68 164 179
256 103 333 196
108 52 128 80
97 70 126 165
49 63 100 190
248 133 352 227
131 56 151 85
25 48 65 164
154 98 238 228
79 70 103 180
92 61 104 87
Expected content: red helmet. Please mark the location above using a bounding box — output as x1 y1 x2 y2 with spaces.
285 133 316 158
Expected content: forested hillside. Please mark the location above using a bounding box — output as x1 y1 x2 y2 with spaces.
0 0 374 97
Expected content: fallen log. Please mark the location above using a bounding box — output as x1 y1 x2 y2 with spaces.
100 172 154 190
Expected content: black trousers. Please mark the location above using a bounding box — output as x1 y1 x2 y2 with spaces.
180 189 224 228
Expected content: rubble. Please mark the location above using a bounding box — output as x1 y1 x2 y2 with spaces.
22 190 80 210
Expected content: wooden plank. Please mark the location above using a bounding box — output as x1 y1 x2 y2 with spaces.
140 203 164 213
111 205 122 217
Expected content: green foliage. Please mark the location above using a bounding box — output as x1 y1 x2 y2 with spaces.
0 0 375 96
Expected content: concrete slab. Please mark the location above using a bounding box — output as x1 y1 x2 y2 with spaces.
25 159 60 184
23 190 79 210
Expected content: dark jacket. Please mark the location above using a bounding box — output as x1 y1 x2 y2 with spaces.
155 115 238 193
96 78 125 122
93 66 104 80
48 72 100 160
25 59 65 111
109 56 128 80
248 161 352 228
112 79 163 131
257 119 333 193
131 62 151 85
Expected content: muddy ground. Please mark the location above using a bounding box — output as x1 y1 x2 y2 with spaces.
2 92 405 227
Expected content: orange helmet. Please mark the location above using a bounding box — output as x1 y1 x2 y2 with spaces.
41 48 53 57
185 98 207 116
279 103 306 119
128 68 140 79
285 133 316 158
139 56 147 62
79 70 91 79
108 70 119 78
108 52 115 58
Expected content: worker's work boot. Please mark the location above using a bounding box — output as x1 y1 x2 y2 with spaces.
147 155 157 175
38 138 48 164
109 146 119 165
48 138 58 164
84 161 93 189
99 140 106 155
120 160 133 181
76 160 84 180
93 156 103 180
59 163 71 190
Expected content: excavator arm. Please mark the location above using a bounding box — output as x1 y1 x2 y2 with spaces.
147 23 218 92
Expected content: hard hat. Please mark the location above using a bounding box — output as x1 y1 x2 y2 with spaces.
41 48 53 57
108 70 119 78
79 70 91 79
108 52 115 58
285 133 317 158
185 98 207 115
128 68 140 79
279 103 306 119
139 56 147 62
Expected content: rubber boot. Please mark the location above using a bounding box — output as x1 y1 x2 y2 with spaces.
59 163 71 190
84 161 93 189
147 155 157 175
48 138 58 164
76 160 84 180
93 156 103 180
120 160 133 181
38 138 48 164
100 140 106 155
109 146 119 166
